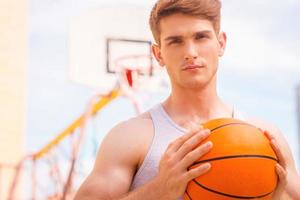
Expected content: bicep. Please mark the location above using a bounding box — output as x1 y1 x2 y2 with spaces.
75 166 134 200
75 124 140 199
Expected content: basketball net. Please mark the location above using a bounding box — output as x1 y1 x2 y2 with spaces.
114 54 155 114
4 91 119 200
1 55 166 200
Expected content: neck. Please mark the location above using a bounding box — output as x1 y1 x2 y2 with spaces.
162 81 232 127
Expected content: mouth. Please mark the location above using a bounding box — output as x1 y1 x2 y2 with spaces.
182 64 205 71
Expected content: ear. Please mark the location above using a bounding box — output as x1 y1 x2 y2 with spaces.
218 31 227 57
152 44 165 67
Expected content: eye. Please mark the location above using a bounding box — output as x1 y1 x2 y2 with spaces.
195 33 208 40
168 39 182 45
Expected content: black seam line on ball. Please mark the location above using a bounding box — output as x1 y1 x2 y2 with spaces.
192 180 274 199
210 122 258 133
192 155 278 166
185 191 192 200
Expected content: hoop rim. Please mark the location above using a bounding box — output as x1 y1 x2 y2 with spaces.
113 54 154 76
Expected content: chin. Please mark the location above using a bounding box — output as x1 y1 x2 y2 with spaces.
181 80 210 90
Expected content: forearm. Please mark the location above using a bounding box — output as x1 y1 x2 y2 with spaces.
286 173 300 200
117 178 170 200
75 178 171 200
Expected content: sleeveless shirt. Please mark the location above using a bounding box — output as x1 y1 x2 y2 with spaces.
129 104 246 199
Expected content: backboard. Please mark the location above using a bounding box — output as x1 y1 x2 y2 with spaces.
68 4 169 93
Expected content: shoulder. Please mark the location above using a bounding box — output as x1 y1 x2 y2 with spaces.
244 115 299 172
235 110 282 138
95 112 154 169
109 111 153 138
244 115 289 151
101 111 153 151
244 115 283 141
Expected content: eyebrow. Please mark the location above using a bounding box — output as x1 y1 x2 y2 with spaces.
163 30 212 42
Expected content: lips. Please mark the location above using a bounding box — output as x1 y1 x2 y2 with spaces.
183 64 204 70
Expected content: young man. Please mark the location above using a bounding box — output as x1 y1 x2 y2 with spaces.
75 0 300 199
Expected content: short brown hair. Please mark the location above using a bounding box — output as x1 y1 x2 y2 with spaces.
149 0 222 45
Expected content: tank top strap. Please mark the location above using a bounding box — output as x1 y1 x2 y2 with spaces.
130 104 185 193
150 104 186 133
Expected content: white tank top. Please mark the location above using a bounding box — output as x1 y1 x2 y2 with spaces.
129 104 246 199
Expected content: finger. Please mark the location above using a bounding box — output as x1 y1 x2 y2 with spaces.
263 131 287 167
272 164 287 199
264 130 275 141
271 139 287 168
185 163 211 181
176 129 211 160
180 141 213 168
166 126 203 153
257 127 264 133
275 164 287 186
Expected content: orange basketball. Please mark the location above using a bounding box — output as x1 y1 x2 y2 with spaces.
184 118 278 200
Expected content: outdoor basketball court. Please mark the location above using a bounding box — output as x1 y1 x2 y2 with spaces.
1 0 299 199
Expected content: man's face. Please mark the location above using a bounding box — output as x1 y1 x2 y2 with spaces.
152 13 226 90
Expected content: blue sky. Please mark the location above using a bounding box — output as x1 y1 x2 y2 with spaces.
27 0 300 174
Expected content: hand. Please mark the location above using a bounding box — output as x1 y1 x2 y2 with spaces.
154 126 213 200
264 131 287 200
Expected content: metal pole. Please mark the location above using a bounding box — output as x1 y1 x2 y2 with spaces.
31 160 36 200
296 85 300 166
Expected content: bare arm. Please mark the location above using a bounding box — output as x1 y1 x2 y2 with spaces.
74 119 213 200
264 128 300 200
74 120 142 200
74 168 163 200
248 118 300 200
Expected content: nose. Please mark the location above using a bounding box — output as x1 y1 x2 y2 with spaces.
184 42 198 61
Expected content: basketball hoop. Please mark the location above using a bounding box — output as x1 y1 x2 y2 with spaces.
114 54 154 89
113 54 170 93
114 54 153 75
113 54 156 114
